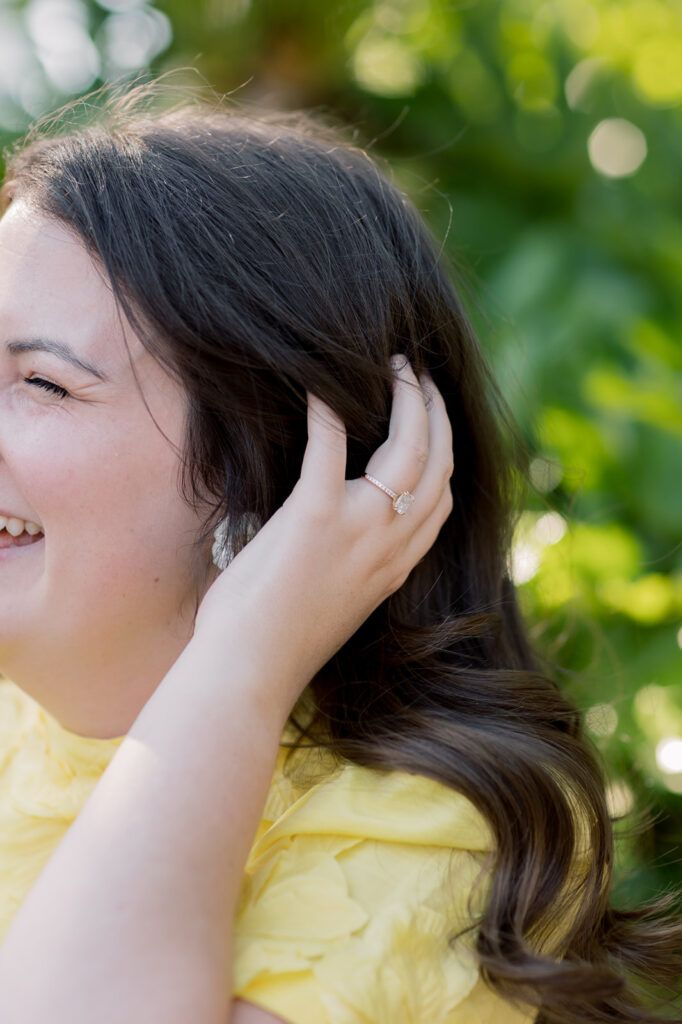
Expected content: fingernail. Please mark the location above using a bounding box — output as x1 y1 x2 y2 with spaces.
390 354 409 373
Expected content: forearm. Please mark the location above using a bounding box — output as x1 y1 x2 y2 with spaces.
0 628 292 1024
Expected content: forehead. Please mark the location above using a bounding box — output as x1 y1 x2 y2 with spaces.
0 201 139 369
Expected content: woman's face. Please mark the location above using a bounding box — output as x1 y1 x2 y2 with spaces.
0 201 218 736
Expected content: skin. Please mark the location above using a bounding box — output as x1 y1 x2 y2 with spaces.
0 201 220 738
0 351 454 1024
0 199 454 1022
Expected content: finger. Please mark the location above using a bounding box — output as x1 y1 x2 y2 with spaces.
407 370 454 512
299 391 347 497
397 477 454 585
362 355 430 512
362 368 454 530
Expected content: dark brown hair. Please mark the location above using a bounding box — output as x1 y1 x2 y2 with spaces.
3 84 680 1023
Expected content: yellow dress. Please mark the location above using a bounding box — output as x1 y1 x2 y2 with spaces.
0 679 538 1024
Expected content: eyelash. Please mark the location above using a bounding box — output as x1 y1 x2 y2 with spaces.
24 377 70 400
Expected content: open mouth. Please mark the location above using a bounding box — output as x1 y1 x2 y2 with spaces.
0 530 44 550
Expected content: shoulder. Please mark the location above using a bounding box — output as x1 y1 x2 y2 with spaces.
255 733 495 857
231 751 510 1024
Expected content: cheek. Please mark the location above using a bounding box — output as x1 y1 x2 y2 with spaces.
17 417 124 521
11 399 195 592
20 420 176 556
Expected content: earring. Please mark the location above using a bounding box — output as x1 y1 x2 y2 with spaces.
211 517 230 571
211 514 260 571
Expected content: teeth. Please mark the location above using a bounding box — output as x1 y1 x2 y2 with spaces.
0 516 43 537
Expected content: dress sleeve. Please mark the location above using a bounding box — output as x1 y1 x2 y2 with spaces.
231 763 537 1024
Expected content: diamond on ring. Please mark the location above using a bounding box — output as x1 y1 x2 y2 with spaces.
363 473 415 515
393 492 415 515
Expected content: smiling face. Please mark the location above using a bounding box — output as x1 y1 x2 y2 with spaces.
0 201 219 737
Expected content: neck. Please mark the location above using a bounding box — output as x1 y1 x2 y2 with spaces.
0 616 198 740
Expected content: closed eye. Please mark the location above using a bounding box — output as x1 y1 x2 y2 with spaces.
24 377 70 400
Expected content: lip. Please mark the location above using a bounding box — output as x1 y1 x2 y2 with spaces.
0 535 45 562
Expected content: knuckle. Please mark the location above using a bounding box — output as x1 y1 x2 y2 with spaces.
395 567 411 591
374 535 403 574
386 569 409 596
385 534 404 564
408 438 429 466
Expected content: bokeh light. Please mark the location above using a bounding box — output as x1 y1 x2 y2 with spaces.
564 56 608 111
510 510 568 585
535 512 567 546
529 457 563 493
587 118 647 178
586 702 619 739
97 6 171 76
0 0 173 126
656 737 682 775
26 0 100 95
352 34 424 97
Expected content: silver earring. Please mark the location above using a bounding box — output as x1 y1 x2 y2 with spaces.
211 514 259 571
211 517 230 571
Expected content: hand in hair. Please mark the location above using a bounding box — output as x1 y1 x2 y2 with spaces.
193 353 454 727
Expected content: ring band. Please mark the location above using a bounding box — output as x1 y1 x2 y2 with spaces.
363 473 415 515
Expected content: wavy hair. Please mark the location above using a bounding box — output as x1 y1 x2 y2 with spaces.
3 84 680 1023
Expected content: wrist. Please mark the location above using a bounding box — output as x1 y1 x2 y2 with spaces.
185 618 304 738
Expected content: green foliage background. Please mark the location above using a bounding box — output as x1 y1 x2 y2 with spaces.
1 0 680 929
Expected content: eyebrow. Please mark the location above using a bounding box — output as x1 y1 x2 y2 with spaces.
6 339 109 382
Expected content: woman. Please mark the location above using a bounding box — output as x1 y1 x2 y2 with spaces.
0 85 679 1024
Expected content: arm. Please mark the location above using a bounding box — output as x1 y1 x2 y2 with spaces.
0 626 292 1024
0 364 453 1024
